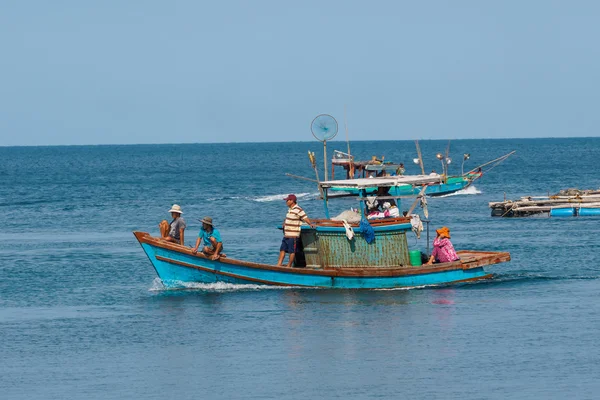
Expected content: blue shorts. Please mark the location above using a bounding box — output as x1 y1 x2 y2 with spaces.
280 237 298 253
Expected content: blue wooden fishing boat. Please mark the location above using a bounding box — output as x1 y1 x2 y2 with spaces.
326 149 515 197
327 172 481 197
135 176 510 289
328 150 482 197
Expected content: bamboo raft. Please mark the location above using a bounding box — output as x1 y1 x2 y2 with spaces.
489 188 600 217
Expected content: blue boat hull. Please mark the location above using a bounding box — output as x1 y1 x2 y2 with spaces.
328 175 479 197
135 232 509 289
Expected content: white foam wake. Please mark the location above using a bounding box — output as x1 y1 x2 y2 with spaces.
148 278 297 292
438 185 481 198
253 192 316 202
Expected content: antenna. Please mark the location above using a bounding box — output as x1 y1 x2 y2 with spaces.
311 114 338 181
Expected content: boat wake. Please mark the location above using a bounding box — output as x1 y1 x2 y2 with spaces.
252 192 316 203
148 278 298 292
467 273 600 288
438 185 481 197
374 285 431 291
149 278 531 292
204 192 318 202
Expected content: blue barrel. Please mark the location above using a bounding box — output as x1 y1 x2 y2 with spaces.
579 208 600 216
550 208 574 217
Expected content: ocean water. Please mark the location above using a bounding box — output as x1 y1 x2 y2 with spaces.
1 138 600 399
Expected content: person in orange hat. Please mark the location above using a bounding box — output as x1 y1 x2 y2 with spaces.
426 226 459 265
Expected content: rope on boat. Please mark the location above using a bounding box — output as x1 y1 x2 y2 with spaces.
469 150 516 175
501 200 517 217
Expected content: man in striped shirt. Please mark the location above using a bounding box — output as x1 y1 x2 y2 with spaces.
277 194 315 267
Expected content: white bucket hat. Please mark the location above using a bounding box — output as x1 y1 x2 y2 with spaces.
168 204 183 214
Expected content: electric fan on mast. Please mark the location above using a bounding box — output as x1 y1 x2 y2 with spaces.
311 114 338 181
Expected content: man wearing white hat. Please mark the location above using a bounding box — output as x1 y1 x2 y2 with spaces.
159 204 186 245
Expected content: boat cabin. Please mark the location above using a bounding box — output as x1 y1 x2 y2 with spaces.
331 150 407 180
297 175 439 269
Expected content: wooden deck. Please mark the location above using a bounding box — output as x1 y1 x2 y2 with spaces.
489 191 600 217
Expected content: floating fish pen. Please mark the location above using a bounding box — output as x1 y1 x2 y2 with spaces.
489 189 600 217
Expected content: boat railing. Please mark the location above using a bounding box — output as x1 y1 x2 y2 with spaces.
311 217 411 228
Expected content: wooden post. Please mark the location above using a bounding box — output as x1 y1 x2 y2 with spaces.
407 186 428 215
344 105 351 159
323 141 328 182
322 188 330 219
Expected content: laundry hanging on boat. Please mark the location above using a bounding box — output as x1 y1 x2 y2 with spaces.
410 214 424 239
341 219 355 240
359 219 375 244
382 202 400 217
365 196 378 209
420 196 429 219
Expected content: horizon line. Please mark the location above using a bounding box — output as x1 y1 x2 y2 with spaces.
2 135 600 148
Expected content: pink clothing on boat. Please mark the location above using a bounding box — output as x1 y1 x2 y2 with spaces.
431 237 459 263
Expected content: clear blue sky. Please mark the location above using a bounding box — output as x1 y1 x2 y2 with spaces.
2 0 599 146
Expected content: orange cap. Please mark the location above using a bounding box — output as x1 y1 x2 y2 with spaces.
436 226 450 238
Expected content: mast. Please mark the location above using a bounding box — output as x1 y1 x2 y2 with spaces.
344 105 354 178
344 105 351 157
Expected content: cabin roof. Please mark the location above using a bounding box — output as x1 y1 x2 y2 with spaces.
331 160 405 171
319 174 442 189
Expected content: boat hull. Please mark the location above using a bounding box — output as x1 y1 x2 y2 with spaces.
135 232 509 289
328 175 479 197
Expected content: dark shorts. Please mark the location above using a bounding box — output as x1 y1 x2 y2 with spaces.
203 242 223 253
280 237 298 253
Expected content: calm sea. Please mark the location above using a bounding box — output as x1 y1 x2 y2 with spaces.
1 138 599 400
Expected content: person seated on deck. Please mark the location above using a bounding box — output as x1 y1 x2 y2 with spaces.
366 187 398 219
365 195 383 219
192 216 224 260
159 204 186 245
382 201 400 217
368 155 383 165
395 163 405 176
426 226 460 265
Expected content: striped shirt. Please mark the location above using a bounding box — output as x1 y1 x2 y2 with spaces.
283 205 308 238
